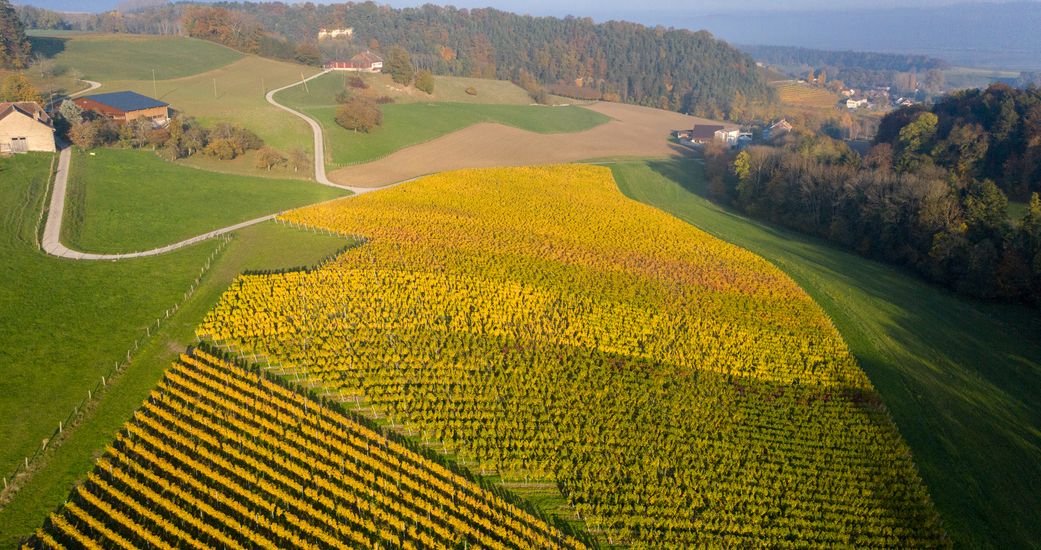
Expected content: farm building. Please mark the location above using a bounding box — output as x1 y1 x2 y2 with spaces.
764 119 793 141
0 101 55 153
325 51 384 72
73 91 170 125
688 124 740 146
318 27 353 40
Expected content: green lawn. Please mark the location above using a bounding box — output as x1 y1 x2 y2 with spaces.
609 158 1041 549
278 71 535 107
276 74 610 167
0 153 351 545
61 148 347 253
27 34 243 81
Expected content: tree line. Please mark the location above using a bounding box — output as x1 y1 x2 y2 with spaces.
704 119 1041 303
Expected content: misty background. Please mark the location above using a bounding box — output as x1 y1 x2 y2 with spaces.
13 0 1041 69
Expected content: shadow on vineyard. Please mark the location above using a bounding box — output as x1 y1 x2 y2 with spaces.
614 158 1041 549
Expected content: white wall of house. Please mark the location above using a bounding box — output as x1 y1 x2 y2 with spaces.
0 111 55 153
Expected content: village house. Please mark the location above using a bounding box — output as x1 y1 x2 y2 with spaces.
318 27 354 40
846 98 870 110
0 101 56 153
73 91 170 125
689 124 725 145
324 51 384 72
764 118 793 141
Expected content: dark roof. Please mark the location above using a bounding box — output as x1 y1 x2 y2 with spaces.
80 91 168 112
0 101 52 127
689 124 725 140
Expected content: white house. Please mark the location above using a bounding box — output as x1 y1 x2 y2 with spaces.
714 128 741 146
318 28 354 40
0 102 55 153
846 98 869 110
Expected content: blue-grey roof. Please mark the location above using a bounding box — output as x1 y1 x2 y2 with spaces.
81 91 168 112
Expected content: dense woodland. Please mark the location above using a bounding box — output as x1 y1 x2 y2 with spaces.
742 44 947 94
17 1 774 118
705 87 1041 303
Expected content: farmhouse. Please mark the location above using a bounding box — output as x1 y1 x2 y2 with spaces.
845 98 869 110
689 124 725 144
764 118 793 141
0 101 56 153
73 91 170 124
318 27 353 40
325 51 384 72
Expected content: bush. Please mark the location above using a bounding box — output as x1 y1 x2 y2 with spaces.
256 147 287 170
335 89 352 104
335 97 382 133
208 123 262 151
375 95 395 104
415 70 435 95
465 86 478 96
347 76 368 89
203 138 242 160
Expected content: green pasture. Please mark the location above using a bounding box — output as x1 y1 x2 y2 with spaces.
62 148 347 253
277 74 610 166
27 34 243 82
610 158 1041 549
0 153 350 546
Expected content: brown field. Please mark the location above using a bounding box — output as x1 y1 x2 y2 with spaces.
328 102 721 187
775 82 841 109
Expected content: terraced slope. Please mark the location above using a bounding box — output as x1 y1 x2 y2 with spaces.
27 349 580 549
197 164 946 546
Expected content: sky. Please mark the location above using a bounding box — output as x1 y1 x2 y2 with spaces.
14 0 1040 18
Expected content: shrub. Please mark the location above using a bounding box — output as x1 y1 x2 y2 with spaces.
347 76 368 89
334 89 352 104
203 138 242 160
415 70 435 95
255 147 287 170
335 97 382 132
465 86 478 96
374 95 395 104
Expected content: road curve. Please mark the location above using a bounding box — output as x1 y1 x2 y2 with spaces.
40 147 280 260
40 72 401 261
265 70 376 195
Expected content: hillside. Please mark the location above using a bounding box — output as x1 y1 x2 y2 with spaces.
196 164 945 546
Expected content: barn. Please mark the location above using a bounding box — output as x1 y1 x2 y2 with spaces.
324 51 384 72
73 91 170 125
0 101 56 153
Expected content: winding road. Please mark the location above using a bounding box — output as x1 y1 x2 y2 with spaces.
41 73 364 261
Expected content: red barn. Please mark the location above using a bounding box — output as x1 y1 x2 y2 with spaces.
324 51 384 72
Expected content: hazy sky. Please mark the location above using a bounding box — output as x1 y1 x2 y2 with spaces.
15 0 1041 18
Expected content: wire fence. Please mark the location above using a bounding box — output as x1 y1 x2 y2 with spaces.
0 235 233 506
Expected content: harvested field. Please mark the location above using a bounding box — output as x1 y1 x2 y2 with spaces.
328 102 719 187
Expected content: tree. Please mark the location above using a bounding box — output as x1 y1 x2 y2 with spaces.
896 111 938 172
288 148 309 172
0 0 31 69
415 70 435 95
69 122 101 149
294 43 321 66
256 147 287 170
59 99 85 126
385 46 413 85
0 73 42 103
335 97 382 133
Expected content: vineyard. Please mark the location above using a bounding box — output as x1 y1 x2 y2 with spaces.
775 82 842 109
193 164 947 546
26 348 580 549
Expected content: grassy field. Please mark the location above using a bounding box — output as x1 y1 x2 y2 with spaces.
0 154 350 546
774 81 841 109
277 78 609 167
102 55 322 153
284 70 536 106
61 148 347 253
27 33 243 82
610 158 1041 549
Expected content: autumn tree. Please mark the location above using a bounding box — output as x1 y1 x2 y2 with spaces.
335 97 382 132
256 147 287 170
288 148 309 172
0 74 42 103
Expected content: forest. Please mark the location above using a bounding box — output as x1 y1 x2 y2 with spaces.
16 1 775 118
741 44 947 93
705 87 1041 303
